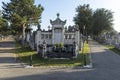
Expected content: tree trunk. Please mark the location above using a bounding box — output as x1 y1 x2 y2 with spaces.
22 23 26 47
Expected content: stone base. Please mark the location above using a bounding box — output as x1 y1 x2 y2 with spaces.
25 65 33 68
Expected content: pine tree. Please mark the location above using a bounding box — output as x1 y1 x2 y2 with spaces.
2 0 44 46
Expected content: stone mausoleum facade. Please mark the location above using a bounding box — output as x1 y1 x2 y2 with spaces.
29 13 81 58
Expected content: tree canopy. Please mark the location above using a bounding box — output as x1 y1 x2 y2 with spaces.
74 4 93 36
92 8 114 35
2 0 44 35
74 4 114 36
2 0 44 46
0 10 8 35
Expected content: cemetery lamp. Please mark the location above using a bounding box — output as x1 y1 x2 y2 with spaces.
82 25 87 66
29 53 32 66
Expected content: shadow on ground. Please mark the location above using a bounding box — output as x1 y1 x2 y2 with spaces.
1 49 120 80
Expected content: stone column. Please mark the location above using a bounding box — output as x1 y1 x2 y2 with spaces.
52 27 54 44
75 30 80 57
75 30 80 48
42 40 47 58
37 30 41 53
62 27 64 44
119 34 120 43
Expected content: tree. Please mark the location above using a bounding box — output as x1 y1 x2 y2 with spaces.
10 13 24 35
73 4 93 36
2 0 43 46
92 8 114 36
74 4 114 37
0 10 8 35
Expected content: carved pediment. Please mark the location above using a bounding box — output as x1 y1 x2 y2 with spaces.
50 13 66 26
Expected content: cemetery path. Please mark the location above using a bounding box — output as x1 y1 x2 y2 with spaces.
0 36 23 69
1 39 120 80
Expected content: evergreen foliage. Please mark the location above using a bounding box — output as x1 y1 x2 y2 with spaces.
74 4 114 36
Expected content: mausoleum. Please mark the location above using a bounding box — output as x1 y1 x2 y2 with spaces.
31 13 81 58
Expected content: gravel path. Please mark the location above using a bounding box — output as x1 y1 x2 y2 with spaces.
0 36 23 69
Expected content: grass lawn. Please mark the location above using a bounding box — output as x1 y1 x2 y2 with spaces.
15 41 90 67
106 45 120 55
80 41 90 65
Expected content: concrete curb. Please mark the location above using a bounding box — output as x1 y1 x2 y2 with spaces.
24 65 83 69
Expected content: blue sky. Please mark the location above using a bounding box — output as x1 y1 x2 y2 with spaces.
0 0 120 32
